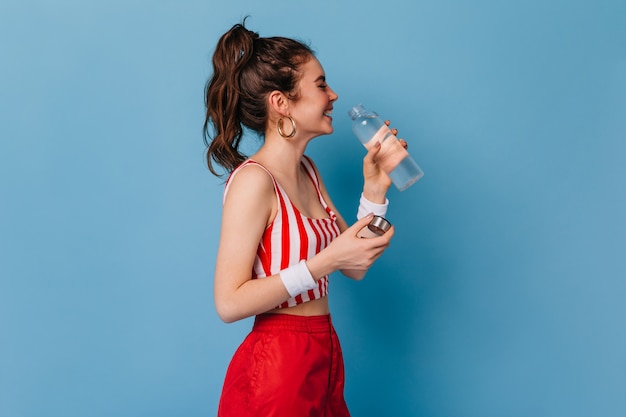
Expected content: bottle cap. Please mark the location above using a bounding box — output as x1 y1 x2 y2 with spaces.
348 104 365 120
368 215 392 235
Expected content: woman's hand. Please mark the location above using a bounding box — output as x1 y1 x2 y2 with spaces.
362 120 408 203
305 214 395 281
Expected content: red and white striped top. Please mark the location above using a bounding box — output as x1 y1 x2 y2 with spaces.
224 156 341 308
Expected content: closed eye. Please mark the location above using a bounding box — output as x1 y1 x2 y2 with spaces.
315 75 327 90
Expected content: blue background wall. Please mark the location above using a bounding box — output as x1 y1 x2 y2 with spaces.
1 1 625 416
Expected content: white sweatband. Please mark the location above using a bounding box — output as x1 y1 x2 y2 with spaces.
279 260 317 297
356 193 389 219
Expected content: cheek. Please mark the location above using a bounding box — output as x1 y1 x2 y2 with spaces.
302 104 322 118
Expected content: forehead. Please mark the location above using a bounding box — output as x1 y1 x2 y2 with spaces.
299 57 325 80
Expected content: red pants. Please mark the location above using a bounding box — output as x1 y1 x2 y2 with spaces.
218 314 351 417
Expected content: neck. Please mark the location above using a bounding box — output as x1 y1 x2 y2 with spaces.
254 131 310 176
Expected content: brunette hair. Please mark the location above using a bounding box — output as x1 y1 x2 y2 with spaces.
203 21 314 176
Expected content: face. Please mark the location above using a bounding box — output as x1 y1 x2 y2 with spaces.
288 57 339 138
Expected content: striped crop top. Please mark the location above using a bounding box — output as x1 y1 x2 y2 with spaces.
223 156 341 308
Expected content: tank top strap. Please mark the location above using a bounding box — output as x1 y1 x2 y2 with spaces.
223 159 280 205
224 157 335 219
301 155 333 214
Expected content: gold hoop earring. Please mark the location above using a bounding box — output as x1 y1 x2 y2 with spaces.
277 116 296 138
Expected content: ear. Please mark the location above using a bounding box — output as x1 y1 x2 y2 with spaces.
267 90 290 116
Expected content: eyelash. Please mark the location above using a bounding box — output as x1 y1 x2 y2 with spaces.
319 84 328 89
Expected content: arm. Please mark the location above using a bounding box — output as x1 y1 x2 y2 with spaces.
360 121 406 204
213 165 291 323
214 162 389 322
307 148 395 280
306 216 395 281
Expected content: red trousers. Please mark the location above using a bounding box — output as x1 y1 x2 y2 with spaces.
218 313 351 417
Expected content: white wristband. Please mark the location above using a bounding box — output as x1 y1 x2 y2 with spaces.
279 260 317 297
356 193 389 219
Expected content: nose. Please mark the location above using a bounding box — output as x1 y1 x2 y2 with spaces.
328 86 339 102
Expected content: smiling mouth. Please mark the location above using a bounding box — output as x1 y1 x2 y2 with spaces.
324 110 333 117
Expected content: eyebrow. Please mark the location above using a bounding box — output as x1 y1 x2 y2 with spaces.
314 75 326 82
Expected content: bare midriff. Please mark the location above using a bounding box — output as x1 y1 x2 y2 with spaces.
266 296 330 316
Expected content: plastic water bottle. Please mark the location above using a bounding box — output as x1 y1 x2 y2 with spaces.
348 104 424 191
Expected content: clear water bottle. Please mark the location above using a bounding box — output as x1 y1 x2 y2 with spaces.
348 104 424 191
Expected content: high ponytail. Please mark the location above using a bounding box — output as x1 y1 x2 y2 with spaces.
203 20 314 176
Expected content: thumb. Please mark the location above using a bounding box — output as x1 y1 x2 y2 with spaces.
348 214 375 235
364 141 382 163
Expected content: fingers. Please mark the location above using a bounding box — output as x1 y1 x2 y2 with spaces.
384 120 398 137
348 216 394 242
360 226 395 266
355 222 395 247
368 225 395 246
349 214 376 234
334 220 394 270
364 137 408 159
363 140 381 164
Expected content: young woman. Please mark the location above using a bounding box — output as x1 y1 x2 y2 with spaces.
204 22 400 417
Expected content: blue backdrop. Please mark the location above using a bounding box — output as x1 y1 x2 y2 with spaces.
1 1 625 416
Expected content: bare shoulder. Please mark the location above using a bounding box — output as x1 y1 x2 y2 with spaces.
225 163 275 199
223 163 277 224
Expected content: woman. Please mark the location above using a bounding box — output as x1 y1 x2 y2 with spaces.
204 22 399 417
